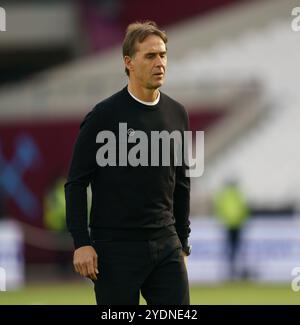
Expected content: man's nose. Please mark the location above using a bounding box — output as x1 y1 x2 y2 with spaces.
155 55 165 67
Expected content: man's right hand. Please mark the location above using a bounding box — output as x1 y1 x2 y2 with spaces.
73 246 99 280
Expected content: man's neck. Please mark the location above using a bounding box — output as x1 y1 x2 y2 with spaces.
127 81 159 102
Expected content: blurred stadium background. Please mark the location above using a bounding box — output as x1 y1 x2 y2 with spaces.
1 0 300 304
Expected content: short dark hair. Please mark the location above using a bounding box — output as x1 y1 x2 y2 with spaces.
122 21 168 76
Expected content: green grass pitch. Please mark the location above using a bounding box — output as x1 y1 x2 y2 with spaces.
0 281 299 305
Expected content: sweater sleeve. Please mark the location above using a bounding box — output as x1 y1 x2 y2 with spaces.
173 108 191 248
64 106 101 249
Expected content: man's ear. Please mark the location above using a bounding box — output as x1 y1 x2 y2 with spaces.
124 56 134 73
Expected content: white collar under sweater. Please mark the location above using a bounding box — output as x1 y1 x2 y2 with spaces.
127 87 160 106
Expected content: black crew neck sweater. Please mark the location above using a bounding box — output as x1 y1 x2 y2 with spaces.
65 86 191 249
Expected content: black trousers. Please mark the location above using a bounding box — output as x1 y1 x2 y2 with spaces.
92 234 190 305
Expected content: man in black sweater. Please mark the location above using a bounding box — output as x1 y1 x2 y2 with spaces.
65 21 191 305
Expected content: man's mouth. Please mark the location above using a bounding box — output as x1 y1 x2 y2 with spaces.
153 72 164 76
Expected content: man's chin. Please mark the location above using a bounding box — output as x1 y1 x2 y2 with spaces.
148 81 164 89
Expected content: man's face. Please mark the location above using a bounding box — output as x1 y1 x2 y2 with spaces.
125 35 167 90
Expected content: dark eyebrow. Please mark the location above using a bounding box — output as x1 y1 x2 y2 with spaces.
144 51 167 56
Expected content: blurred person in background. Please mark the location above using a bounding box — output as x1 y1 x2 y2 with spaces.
65 21 191 305
44 176 66 234
213 179 249 280
44 175 71 277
